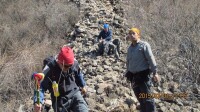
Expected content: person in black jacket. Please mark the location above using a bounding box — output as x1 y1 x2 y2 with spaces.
34 46 88 112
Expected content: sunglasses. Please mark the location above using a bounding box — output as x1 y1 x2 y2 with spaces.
58 61 73 68
63 64 72 68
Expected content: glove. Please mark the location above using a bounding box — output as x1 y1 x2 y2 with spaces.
80 87 87 95
152 73 161 87
153 73 160 82
32 72 45 82
125 71 133 82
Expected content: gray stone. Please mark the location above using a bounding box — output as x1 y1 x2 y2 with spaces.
130 104 137 111
157 86 163 92
158 102 164 107
171 104 180 111
113 66 120 71
96 78 104 83
193 87 200 94
183 101 192 106
197 103 200 109
90 24 99 29
162 82 168 89
192 108 200 112
103 76 112 81
87 87 96 93
95 104 107 111
85 98 96 109
103 65 110 70
92 60 98 67
175 98 184 106
169 108 175 112
179 106 191 112
96 88 104 95
109 99 118 106
160 106 168 112
97 67 104 72
89 16 98 23
86 66 93 74
103 60 111 65
154 98 161 103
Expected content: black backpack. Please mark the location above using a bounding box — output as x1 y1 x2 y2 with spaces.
112 38 120 55
42 56 56 69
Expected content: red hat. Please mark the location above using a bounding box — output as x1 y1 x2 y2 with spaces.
58 46 74 65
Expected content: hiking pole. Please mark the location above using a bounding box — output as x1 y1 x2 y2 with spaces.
32 73 45 105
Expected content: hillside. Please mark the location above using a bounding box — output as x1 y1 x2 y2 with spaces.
0 0 200 112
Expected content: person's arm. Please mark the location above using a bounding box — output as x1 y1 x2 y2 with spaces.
105 30 112 41
143 43 157 75
98 31 103 42
74 65 86 87
124 47 130 78
73 61 87 94
76 71 86 87
70 59 86 87
126 48 129 72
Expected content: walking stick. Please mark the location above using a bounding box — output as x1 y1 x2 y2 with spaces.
32 73 44 104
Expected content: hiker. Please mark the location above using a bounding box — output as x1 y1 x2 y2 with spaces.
97 23 119 59
125 28 160 112
34 46 88 112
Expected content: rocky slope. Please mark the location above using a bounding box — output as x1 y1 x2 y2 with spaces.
27 0 200 112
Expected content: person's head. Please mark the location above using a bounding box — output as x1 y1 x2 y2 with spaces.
103 24 109 32
57 46 74 72
127 27 141 43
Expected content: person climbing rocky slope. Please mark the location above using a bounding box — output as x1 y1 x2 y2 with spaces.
24 0 199 112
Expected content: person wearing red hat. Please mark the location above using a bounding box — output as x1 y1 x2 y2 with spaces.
34 46 88 112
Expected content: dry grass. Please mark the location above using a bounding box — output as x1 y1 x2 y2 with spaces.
0 0 80 111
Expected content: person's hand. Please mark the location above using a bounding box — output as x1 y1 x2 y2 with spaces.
34 103 42 112
80 87 87 95
153 73 161 82
99 39 102 43
99 39 104 43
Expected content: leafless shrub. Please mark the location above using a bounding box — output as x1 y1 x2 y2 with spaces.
123 0 200 88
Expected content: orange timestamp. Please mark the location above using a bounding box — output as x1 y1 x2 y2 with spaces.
139 92 188 99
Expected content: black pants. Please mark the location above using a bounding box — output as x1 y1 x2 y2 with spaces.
127 70 156 112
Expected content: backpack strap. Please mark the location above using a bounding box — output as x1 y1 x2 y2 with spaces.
47 59 56 69
42 59 57 83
